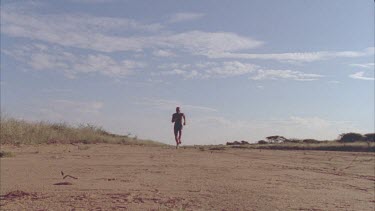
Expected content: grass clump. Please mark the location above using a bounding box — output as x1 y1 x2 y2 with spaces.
0 151 14 158
0 117 164 146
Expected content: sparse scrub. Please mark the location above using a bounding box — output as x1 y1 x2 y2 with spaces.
0 151 14 158
233 141 375 152
0 117 164 146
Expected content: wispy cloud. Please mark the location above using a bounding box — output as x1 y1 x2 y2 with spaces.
350 63 375 69
3 44 145 78
136 98 218 112
157 61 258 79
152 49 176 57
1 7 262 54
250 69 323 81
157 61 322 81
2 2 373 66
167 12 205 23
205 47 374 63
349 72 374 81
166 31 263 55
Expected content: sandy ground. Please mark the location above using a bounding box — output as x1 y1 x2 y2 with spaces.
0 144 374 211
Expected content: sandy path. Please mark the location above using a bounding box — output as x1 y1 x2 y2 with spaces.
1 144 374 210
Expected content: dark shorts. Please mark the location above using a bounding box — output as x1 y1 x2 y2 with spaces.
174 124 183 134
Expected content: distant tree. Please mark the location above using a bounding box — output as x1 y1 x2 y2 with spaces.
266 135 288 143
233 141 241 145
283 138 301 143
363 133 375 142
258 140 267 144
338 133 364 143
226 141 242 145
241 140 249 145
302 139 320 144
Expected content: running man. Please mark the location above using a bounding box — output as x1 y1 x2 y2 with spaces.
171 107 186 148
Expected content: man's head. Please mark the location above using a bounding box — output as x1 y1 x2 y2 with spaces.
176 107 180 113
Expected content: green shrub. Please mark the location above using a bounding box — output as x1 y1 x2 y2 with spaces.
283 139 302 143
338 133 364 143
363 133 375 142
302 139 320 144
258 140 267 144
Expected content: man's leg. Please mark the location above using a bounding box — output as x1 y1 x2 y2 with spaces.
178 129 182 144
174 128 180 148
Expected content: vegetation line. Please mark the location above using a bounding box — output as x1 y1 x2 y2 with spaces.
0 117 164 146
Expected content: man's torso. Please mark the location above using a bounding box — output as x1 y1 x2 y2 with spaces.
173 113 184 126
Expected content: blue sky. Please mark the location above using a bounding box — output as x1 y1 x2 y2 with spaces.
1 0 374 145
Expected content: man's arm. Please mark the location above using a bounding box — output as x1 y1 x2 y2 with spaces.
183 114 186 125
171 114 175 123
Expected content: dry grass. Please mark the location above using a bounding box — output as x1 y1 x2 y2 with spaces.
0 117 164 146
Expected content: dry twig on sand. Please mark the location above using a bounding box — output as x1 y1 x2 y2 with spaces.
61 171 78 179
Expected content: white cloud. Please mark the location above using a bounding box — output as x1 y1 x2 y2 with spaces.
152 49 176 57
157 62 323 81
350 63 375 69
1 8 262 54
2 7 162 34
158 63 192 69
250 69 323 81
204 61 258 77
349 72 374 81
2 3 373 65
4 44 145 78
136 98 218 112
1 7 162 52
166 31 263 54
167 12 205 23
158 61 258 79
205 47 374 63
